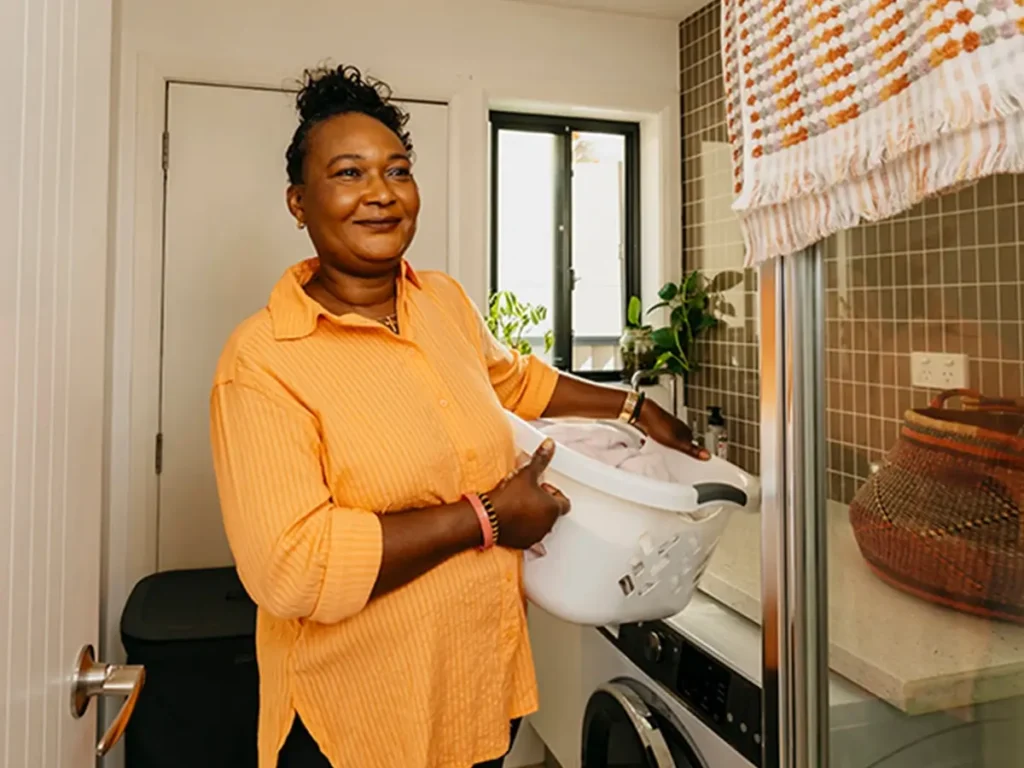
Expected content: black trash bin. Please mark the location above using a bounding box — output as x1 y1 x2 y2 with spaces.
121 567 259 768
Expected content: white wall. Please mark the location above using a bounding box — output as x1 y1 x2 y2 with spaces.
102 0 681 757
112 0 681 302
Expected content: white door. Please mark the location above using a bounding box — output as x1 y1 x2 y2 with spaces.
158 83 449 571
2 0 144 765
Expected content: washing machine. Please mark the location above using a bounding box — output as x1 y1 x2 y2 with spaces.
579 595 759 767
574 593 1021 768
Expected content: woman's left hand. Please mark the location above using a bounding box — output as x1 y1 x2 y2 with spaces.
637 400 710 460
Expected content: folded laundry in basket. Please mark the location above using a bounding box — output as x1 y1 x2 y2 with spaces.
534 420 675 482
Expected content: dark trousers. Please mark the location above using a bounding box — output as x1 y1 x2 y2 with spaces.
278 716 522 768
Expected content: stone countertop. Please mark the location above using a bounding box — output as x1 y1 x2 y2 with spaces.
700 502 1024 715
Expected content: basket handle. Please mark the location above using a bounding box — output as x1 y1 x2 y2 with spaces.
930 389 1024 414
693 482 748 507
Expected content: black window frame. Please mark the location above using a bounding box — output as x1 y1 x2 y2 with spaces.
489 111 641 382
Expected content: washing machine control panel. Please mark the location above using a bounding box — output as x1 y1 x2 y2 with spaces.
615 622 763 766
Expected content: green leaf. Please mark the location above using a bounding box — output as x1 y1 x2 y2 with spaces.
658 282 679 301
486 289 554 357
543 330 554 353
654 351 687 375
681 271 696 294
651 327 676 351
687 307 704 334
666 355 688 374
627 296 642 327
698 314 718 332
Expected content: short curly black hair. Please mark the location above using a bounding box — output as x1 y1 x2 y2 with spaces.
285 65 413 185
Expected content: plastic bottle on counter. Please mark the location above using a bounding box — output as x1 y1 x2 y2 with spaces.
705 406 728 460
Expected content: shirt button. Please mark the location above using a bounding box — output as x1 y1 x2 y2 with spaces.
439 399 449 408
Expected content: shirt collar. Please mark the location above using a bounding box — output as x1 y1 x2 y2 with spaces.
268 257 421 341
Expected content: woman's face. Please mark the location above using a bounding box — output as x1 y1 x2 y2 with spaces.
287 112 420 275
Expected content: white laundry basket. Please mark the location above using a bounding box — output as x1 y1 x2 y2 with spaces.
509 413 759 626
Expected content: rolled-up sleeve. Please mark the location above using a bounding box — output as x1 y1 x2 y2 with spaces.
479 329 559 421
210 369 382 624
445 278 559 420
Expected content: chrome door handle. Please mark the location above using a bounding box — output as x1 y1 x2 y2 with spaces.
70 644 146 756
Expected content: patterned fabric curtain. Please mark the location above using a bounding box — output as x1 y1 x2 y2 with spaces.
723 0 1024 263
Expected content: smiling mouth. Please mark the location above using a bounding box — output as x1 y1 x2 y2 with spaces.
355 217 402 231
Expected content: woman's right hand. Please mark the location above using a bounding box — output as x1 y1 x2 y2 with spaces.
488 439 571 550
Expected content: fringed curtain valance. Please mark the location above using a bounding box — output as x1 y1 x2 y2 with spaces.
723 0 1024 263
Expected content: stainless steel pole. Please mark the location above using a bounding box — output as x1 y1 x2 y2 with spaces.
760 246 830 768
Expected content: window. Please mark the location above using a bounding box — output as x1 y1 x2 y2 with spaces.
489 112 640 380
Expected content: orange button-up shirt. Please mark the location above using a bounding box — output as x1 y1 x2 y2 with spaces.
210 259 558 768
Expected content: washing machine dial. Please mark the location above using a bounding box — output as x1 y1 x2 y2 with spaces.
643 630 664 663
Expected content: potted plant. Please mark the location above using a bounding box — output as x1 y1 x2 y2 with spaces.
485 290 554 356
648 270 740 375
619 296 658 383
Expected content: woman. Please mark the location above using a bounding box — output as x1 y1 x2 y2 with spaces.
210 65 706 768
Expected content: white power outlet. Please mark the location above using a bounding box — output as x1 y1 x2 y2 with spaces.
910 352 968 389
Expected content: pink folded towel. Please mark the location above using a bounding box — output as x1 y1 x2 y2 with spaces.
536 421 674 482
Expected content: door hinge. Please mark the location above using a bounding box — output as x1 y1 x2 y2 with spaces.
154 432 163 475
161 131 170 174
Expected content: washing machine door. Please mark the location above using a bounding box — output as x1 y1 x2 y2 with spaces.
582 679 707 768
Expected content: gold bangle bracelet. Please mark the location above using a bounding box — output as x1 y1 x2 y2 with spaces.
619 390 640 425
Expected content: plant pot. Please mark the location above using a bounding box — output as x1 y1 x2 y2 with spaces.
619 327 658 384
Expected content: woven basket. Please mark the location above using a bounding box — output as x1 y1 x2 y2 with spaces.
849 389 1024 623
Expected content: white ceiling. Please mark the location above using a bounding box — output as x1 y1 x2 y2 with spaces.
502 0 707 20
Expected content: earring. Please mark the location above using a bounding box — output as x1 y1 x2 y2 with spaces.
296 220 306 230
